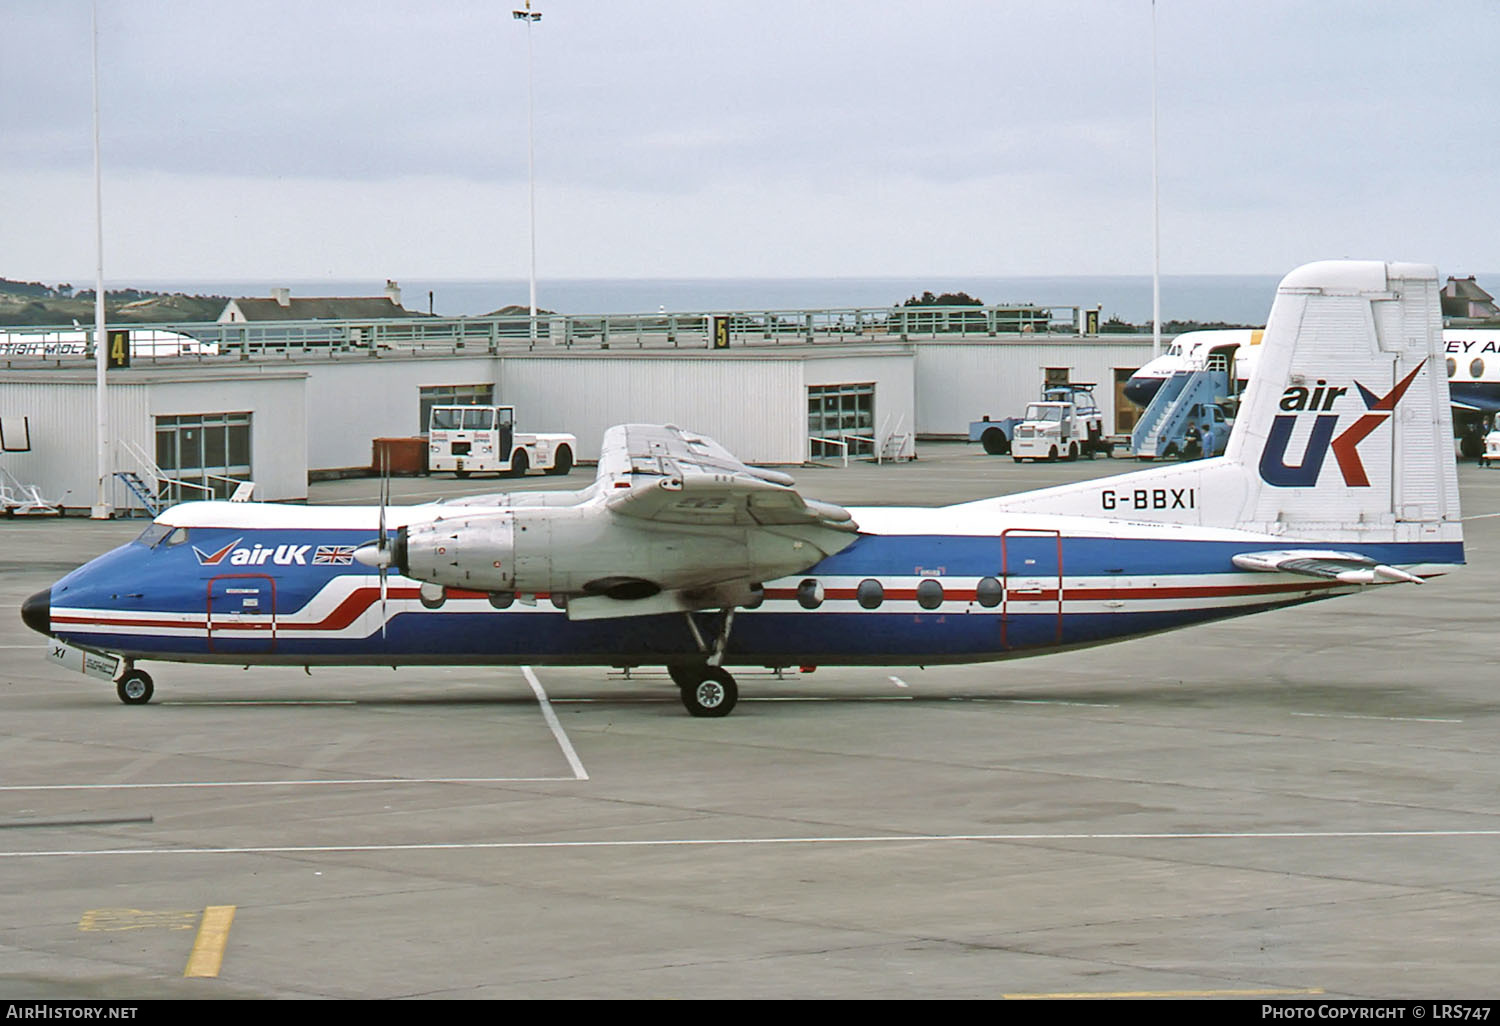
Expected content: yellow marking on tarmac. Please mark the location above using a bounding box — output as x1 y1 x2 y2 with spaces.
184 905 236 978
79 908 198 932
1004 987 1324 999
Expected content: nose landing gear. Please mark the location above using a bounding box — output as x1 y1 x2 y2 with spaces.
116 666 154 705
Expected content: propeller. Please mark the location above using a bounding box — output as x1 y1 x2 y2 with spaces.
353 451 394 639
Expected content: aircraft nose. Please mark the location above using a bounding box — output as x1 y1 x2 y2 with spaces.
1122 377 1156 407
20 588 51 637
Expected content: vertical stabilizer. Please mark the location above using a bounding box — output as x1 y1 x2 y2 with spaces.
1226 260 1458 540
987 260 1462 549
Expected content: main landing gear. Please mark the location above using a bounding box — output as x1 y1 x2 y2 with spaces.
668 606 743 716
667 664 739 717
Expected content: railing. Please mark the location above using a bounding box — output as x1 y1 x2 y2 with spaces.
0 302 1103 365
807 437 850 467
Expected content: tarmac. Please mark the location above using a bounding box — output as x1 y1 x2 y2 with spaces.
1 443 1498 1000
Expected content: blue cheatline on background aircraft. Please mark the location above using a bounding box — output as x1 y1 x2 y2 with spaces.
22 260 1465 717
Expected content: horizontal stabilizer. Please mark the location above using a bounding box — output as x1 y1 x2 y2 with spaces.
1231 549 1424 585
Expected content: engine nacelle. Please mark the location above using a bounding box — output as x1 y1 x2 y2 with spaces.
395 504 834 597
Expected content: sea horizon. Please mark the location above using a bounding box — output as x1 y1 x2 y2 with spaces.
105 269 1499 326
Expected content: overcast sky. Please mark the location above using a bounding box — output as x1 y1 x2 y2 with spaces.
3 0 1496 284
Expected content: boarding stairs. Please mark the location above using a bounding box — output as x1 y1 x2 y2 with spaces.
113 470 162 517
113 438 221 517
1130 355 1232 459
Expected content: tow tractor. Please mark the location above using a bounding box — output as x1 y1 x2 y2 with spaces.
970 384 1107 458
427 405 577 478
1005 384 1108 462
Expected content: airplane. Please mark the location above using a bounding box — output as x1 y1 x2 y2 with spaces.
1125 326 1500 456
20 260 1465 717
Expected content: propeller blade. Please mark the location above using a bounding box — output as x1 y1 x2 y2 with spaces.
379 450 390 640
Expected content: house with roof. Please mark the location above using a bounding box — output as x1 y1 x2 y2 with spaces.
218 280 421 323
1441 276 1500 321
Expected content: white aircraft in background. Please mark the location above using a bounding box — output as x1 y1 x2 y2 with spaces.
23 261 1464 717
1126 327 1500 457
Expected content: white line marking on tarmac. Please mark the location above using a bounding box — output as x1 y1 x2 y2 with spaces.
0 777 581 792
1291 711 1463 724
522 665 589 781
4 828 1500 860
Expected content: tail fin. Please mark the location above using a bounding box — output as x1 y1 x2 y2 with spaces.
991 260 1463 549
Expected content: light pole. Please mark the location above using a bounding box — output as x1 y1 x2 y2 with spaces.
91 0 113 519
1150 0 1161 360
513 2 542 340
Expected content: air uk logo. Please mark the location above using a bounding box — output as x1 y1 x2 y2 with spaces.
1258 363 1425 488
192 537 312 566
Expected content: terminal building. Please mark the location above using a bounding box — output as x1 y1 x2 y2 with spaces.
0 300 1158 513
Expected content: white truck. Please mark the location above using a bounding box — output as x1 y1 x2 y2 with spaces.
1009 385 1108 463
427 405 577 478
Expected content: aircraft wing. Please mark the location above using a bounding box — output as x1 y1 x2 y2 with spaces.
597 424 858 531
1231 549 1424 585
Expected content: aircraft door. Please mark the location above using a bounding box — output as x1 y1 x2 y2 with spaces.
207 574 277 654
1000 529 1063 650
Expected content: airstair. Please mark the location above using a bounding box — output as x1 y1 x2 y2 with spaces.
1131 353 1232 458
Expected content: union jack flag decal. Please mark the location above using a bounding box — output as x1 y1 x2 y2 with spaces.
313 545 358 565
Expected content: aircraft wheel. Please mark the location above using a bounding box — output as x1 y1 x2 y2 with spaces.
666 663 703 689
117 669 154 705
980 428 1010 455
680 667 737 718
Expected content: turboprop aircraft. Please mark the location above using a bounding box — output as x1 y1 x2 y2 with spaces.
21 260 1465 717
1126 326 1500 456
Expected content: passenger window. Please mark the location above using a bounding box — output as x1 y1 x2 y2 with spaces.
1472 359 1485 379
975 577 1003 608
856 579 884 609
916 579 944 610
797 579 824 609
1447 357 1457 378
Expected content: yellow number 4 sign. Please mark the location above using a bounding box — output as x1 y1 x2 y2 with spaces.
106 329 130 369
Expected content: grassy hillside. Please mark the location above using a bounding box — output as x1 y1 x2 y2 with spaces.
0 278 226 326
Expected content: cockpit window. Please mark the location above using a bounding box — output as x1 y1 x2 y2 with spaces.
136 524 189 548
135 524 171 547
